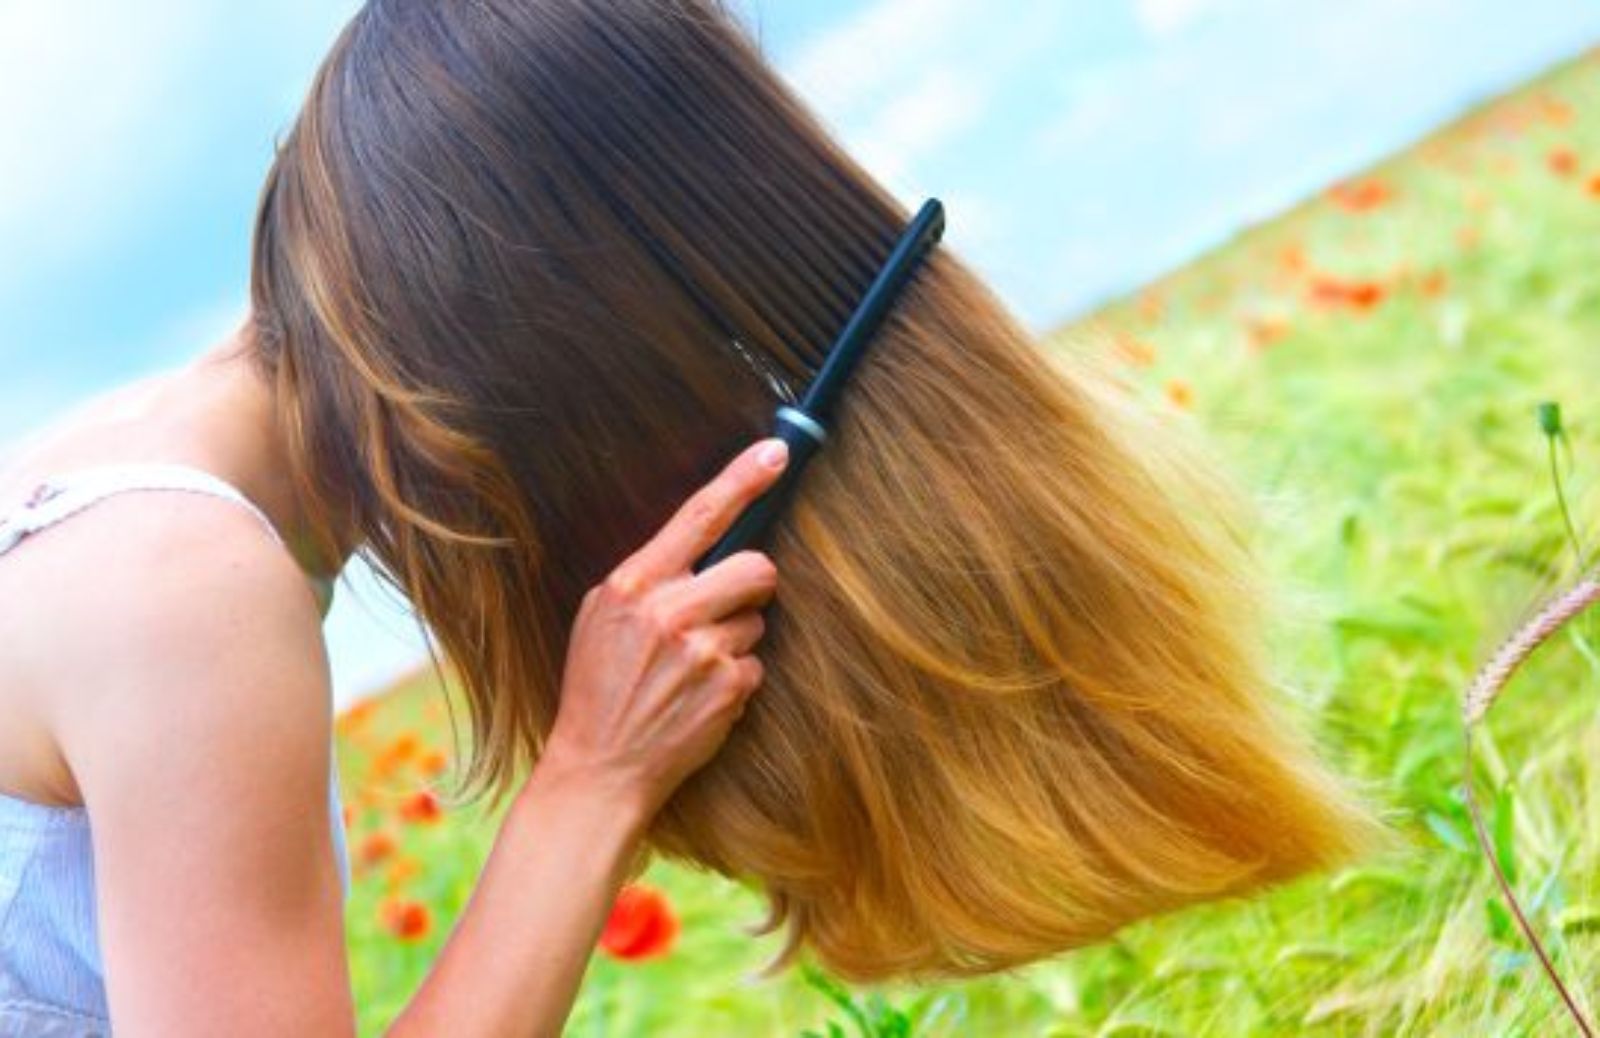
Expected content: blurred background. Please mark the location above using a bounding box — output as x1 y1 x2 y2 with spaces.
13 3 1600 1034
3 0 1598 707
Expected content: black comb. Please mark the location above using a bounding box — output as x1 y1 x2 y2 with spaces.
693 198 946 573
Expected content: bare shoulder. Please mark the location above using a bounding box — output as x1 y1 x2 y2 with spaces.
20 494 357 1032
2 490 333 795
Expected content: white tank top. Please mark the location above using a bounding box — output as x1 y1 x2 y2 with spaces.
0 462 351 1034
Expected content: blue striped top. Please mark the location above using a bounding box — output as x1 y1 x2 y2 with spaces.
0 463 351 1034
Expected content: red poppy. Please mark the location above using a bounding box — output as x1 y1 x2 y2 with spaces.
1308 276 1386 312
1345 281 1384 309
598 885 679 961
380 897 432 942
399 789 444 825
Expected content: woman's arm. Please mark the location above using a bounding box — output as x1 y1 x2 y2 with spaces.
384 757 648 1036
51 437 788 1037
52 495 358 1036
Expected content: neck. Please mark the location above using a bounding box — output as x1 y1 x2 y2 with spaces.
161 321 357 588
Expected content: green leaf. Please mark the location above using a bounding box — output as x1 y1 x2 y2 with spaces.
1559 905 1600 935
1486 896 1515 944
1491 785 1518 886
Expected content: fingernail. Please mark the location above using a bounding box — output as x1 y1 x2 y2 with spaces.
757 439 788 469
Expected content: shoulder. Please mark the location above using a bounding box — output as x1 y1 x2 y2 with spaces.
27 493 356 1032
14 488 334 791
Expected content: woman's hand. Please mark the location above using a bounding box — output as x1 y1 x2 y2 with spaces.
395 439 790 1037
540 436 790 821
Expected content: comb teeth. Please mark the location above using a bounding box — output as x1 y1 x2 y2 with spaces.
691 199 945 575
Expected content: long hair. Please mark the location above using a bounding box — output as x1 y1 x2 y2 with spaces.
248 0 1382 982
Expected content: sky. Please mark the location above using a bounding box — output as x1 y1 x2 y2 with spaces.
3 0 1599 705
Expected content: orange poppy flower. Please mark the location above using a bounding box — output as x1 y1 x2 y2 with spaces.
388 732 421 761
357 830 399 869
372 731 422 780
598 885 679 961
380 897 432 942
1113 332 1157 369
1541 95 1574 126
1308 276 1386 312
1164 379 1194 410
1328 179 1390 212
335 697 380 734
386 855 425 890
418 749 449 777
1246 317 1289 352
1548 148 1578 177
1588 174 1600 198
1345 281 1384 309
399 790 444 825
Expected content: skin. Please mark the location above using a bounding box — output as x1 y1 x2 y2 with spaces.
0 319 789 1036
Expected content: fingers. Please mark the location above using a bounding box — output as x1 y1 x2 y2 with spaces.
615 438 789 586
712 609 766 658
657 551 778 628
695 654 765 717
724 656 764 712
652 618 766 734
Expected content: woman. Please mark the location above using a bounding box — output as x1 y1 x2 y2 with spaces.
0 0 1380 1034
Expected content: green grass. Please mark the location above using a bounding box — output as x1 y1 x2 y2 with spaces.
339 48 1600 1035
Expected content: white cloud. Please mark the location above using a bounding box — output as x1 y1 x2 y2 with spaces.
784 0 972 115
1132 0 1229 37
1035 59 1142 157
849 68 990 187
780 0 1072 233
0 0 359 291
0 2 215 279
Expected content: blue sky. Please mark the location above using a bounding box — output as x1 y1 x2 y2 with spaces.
3 0 1599 704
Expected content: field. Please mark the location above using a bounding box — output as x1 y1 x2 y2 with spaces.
336 50 1600 1035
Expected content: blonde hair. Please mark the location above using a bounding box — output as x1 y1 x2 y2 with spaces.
249 0 1381 982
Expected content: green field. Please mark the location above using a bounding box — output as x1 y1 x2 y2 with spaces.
337 49 1600 1036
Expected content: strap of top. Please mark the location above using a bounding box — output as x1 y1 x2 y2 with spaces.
0 462 335 616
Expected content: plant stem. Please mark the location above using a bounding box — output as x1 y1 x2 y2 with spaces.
1549 433 1588 572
